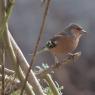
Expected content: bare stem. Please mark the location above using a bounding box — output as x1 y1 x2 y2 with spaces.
4 25 34 95
1 49 5 95
20 0 51 95
8 28 44 95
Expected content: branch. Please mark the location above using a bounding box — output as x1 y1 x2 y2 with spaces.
36 52 81 78
20 0 51 94
0 47 5 95
8 26 45 95
4 25 34 95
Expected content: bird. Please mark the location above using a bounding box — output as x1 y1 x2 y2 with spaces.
31 23 87 63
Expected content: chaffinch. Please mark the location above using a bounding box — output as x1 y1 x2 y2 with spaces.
33 23 87 63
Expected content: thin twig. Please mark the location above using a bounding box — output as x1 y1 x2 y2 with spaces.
0 0 5 94
1 49 5 95
20 0 51 95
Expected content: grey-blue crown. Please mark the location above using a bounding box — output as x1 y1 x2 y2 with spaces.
66 23 83 30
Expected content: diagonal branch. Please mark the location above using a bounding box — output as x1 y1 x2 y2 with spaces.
36 52 81 78
4 25 34 95
20 0 51 95
8 29 44 95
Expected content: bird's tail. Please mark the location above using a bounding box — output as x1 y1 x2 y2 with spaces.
29 47 49 56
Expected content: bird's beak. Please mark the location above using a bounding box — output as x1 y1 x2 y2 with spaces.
81 29 87 33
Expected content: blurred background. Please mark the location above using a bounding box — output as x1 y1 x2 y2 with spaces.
9 0 95 95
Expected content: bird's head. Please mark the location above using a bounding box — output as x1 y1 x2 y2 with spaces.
65 23 87 37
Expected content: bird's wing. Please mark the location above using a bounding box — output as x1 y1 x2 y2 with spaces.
55 31 65 36
45 32 69 49
49 31 69 43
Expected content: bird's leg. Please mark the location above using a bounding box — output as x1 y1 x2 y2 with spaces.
53 55 63 68
52 54 61 67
